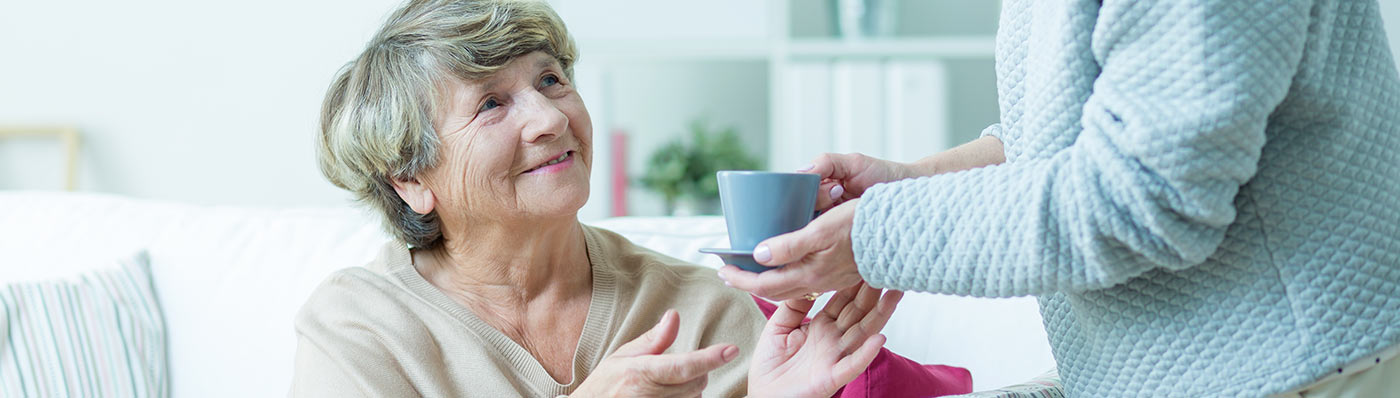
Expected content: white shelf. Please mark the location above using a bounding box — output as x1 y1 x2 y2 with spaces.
573 0 1002 217
785 37 996 59
580 39 772 61
578 37 995 62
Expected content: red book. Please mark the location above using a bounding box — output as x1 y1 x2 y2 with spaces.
610 131 628 217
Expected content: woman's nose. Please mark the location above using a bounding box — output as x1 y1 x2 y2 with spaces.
518 91 568 144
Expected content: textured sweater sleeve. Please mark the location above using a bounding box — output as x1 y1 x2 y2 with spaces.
852 0 1312 297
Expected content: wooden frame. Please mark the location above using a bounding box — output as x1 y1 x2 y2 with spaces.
0 126 80 191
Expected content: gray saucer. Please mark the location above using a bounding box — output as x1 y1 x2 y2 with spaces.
699 248 778 273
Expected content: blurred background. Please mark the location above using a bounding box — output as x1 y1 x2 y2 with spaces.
2 0 1398 221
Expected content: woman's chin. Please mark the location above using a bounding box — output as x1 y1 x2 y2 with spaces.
517 164 590 213
521 183 590 219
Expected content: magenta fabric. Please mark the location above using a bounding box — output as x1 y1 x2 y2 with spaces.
751 296 974 397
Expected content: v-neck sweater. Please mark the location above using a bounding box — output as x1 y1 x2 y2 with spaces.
290 225 764 397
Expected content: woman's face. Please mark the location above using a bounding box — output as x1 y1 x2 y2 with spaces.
422 51 592 225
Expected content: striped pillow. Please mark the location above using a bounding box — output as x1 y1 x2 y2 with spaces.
0 251 168 397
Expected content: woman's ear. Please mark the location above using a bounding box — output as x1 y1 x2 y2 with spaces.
390 177 436 215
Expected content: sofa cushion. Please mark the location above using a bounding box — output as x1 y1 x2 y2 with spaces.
587 216 732 267
0 250 168 397
0 191 390 398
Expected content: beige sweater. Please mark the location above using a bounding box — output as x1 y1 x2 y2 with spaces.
290 225 766 397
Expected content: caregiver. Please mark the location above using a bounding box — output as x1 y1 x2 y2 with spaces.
718 0 1400 396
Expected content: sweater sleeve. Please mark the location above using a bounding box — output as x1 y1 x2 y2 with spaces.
289 334 372 398
288 272 422 398
852 0 1311 297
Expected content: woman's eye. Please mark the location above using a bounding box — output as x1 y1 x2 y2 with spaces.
541 74 559 87
478 98 501 112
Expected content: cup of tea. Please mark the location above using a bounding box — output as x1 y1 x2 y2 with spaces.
700 171 819 272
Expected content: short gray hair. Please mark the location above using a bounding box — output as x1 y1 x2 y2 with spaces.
317 0 577 248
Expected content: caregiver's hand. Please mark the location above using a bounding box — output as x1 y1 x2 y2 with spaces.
805 153 925 211
718 199 862 302
748 282 902 398
571 309 738 398
807 136 1008 211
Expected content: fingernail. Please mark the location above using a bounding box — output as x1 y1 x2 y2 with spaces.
754 245 772 263
716 270 728 281
829 184 845 200
722 345 739 361
797 164 814 172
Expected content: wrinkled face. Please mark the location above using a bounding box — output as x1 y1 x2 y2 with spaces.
422 51 592 225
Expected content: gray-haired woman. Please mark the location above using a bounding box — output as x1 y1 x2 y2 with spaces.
288 0 952 397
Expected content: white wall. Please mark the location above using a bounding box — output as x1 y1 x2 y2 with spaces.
0 0 764 221
0 0 405 206
3 0 1398 211
1383 0 1400 70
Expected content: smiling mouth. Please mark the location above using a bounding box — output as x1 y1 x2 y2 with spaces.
523 150 574 174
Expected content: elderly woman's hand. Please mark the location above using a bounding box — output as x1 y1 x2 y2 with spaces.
718 199 863 302
571 309 738 398
747 282 902 397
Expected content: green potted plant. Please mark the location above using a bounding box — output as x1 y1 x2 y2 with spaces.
639 120 762 215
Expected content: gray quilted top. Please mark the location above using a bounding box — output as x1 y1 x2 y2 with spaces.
851 0 1400 396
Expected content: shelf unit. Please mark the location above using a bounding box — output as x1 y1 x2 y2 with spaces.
785 37 995 59
555 0 1001 219
580 37 996 60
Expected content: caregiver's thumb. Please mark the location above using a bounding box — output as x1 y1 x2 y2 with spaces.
754 224 830 266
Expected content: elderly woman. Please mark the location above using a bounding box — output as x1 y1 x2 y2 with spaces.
291 0 970 397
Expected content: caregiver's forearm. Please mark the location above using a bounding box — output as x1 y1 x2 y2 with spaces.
911 135 1006 177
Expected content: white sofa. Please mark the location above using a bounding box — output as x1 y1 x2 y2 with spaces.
0 191 1056 397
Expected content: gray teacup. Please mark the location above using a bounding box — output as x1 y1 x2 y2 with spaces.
700 171 819 272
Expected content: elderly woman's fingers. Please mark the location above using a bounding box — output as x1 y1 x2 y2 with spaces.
831 334 887 385
644 343 737 385
662 374 708 398
836 284 882 330
818 282 864 324
768 298 817 331
842 290 902 349
865 290 903 328
612 309 680 358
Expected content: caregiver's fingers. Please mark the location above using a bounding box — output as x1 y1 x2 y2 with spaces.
803 152 863 182
806 153 866 210
717 265 813 302
816 181 846 212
